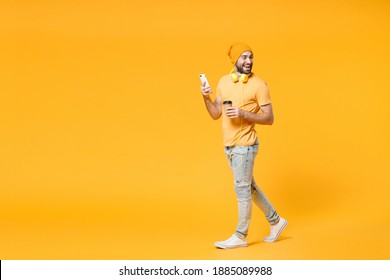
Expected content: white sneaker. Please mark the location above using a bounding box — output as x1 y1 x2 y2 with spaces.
263 217 288 243
214 234 248 249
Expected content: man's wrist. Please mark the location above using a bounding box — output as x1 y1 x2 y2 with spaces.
241 110 248 119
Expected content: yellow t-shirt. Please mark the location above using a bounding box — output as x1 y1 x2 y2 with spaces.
216 73 271 147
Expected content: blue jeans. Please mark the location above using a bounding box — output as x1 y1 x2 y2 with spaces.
224 140 279 239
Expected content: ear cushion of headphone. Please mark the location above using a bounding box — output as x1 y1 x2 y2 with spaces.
231 73 239 83
240 74 248 83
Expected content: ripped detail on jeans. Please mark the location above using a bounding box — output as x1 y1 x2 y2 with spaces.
235 178 251 188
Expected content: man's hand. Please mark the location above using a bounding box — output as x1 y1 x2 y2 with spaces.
225 107 244 118
200 82 212 96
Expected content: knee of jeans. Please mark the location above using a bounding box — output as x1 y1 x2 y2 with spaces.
234 179 251 199
235 178 251 188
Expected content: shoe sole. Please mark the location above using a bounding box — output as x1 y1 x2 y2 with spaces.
214 242 248 249
263 219 288 243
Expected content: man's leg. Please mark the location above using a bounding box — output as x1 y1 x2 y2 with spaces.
251 178 279 224
251 178 288 242
231 145 256 239
214 145 255 249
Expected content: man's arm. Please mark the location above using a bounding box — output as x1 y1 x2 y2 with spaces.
226 103 274 125
201 82 222 120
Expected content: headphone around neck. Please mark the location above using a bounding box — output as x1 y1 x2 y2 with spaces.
230 68 250 83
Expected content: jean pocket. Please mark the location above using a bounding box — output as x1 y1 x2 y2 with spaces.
227 146 250 170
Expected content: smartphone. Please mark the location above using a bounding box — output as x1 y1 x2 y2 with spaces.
199 74 210 87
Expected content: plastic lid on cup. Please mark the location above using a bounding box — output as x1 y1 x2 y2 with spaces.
223 100 232 105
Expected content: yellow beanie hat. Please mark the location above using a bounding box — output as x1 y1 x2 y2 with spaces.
227 42 252 64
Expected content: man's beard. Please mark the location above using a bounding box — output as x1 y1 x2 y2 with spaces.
237 64 252 74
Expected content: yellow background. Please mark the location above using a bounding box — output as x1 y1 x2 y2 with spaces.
1 0 389 259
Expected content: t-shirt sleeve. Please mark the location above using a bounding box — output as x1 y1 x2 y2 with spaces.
256 81 271 106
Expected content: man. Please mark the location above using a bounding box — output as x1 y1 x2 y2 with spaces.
200 42 287 249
